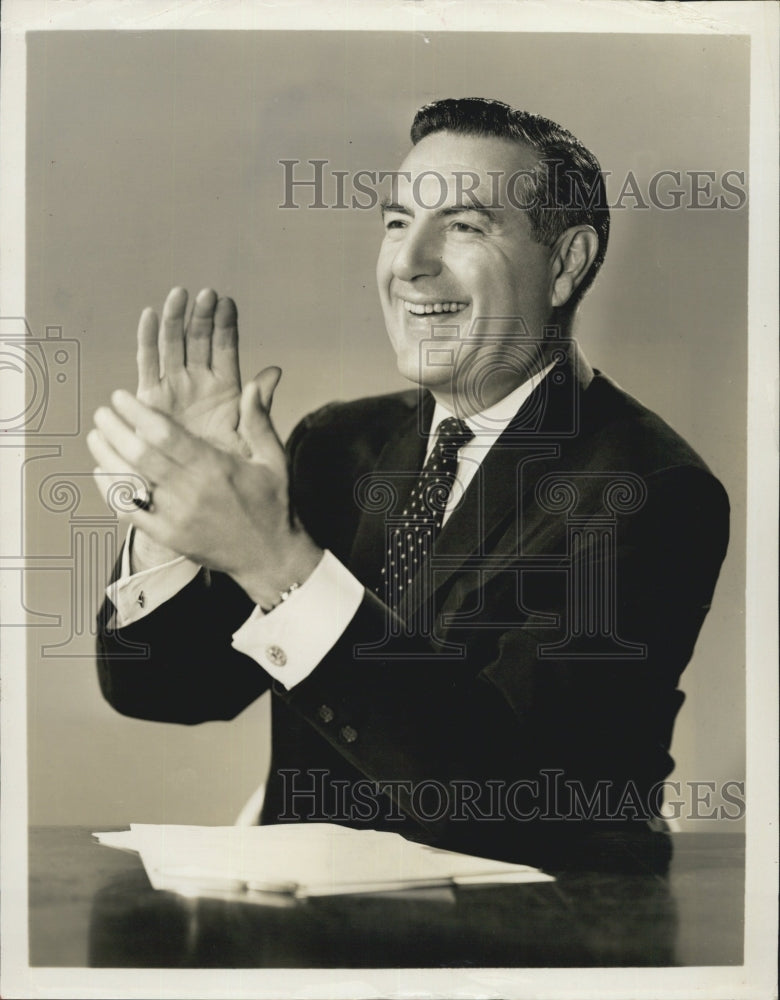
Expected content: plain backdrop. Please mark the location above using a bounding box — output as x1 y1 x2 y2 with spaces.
24 30 748 829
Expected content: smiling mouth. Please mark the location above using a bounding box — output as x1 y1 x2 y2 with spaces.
402 301 468 315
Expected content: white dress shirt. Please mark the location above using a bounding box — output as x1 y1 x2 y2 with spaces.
107 363 553 690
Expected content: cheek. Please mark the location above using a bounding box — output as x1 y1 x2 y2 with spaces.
471 270 520 314
375 249 390 292
376 239 398 283
456 250 517 302
486 257 549 314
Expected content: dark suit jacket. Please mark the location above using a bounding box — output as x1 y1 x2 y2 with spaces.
97 344 729 867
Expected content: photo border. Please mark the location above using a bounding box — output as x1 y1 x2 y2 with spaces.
1 2 777 998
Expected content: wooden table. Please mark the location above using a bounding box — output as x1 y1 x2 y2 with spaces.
28 826 744 968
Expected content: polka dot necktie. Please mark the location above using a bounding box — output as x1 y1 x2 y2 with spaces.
379 416 474 605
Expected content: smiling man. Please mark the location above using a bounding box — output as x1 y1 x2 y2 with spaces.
377 127 597 412
91 98 729 868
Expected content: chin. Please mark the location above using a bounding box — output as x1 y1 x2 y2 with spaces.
395 358 425 386
396 360 450 392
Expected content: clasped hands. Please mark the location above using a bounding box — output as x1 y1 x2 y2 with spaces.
87 287 322 609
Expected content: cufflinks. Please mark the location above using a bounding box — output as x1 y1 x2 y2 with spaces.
265 645 288 668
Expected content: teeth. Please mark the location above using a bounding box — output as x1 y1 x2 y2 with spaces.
403 301 467 316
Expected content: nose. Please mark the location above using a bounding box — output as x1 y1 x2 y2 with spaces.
390 221 443 282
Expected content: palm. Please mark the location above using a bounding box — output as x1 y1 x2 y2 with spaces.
138 373 243 452
136 288 248 456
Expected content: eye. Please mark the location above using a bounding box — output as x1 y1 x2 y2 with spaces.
450 221 482 234
384 218 407 230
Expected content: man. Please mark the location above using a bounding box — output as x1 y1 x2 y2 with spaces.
90 98 729 868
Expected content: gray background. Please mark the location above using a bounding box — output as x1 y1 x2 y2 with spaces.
24 31 748 828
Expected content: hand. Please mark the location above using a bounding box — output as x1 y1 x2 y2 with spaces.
125 286 245 570
88 370 323 609
136 286 246 456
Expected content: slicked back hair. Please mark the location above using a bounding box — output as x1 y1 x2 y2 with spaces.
410 97 610 315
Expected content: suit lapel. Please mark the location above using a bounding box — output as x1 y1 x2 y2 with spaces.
403 341 594 618
346 342 594 611
346 390 435 593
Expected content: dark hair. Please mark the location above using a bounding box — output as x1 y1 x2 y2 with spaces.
410 97 610 314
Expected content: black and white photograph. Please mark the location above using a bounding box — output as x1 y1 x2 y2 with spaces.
0 2 777 998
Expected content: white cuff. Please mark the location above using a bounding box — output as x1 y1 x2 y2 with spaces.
107 530 201 626
231 550 364 690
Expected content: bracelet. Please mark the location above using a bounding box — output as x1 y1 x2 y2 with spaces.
262 581 301 614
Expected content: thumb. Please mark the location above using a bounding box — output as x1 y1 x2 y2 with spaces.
255 365 282 412
239 366 283 459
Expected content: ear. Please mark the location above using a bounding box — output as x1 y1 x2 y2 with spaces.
549 226 600 310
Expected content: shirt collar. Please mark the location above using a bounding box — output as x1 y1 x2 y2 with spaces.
427 360 555 455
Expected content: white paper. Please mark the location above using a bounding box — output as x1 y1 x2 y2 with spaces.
93 823 554 900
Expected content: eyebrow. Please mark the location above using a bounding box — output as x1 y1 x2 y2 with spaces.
380 199 413 216
380 199 499 226
441 204 499 225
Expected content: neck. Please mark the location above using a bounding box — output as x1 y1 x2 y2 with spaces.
433 341 565 419
431 377 522 419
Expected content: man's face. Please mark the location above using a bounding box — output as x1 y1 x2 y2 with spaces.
376 131 555 413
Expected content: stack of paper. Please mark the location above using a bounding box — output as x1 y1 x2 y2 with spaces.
94 823 554 902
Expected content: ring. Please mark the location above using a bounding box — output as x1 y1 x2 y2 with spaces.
131 485 154 512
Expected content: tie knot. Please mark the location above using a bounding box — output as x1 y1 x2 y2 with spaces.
436 416 473 451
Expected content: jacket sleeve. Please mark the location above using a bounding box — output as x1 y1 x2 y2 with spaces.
93 397 397 727
93 408 331 724
271 464 730 848
96 566 271 724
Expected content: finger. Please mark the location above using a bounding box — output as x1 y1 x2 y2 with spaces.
92 465 154 523
239 369 284 461
185 287 218 369
110 389 205 466
91 466 116 510
211 296 241 385
159 286 188 375
136 307 160 392
256 366 282 412
87 427 153 490
88 430 172 534
93 405 174 483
